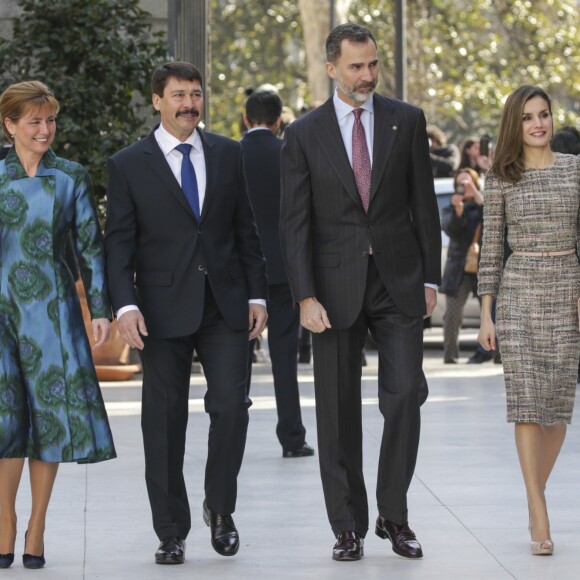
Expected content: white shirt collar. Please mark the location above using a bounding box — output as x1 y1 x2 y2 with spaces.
155 122 202 157
332 89 374 121
246 127 272 134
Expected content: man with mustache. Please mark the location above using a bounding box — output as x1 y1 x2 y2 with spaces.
280 24 440 562
105 61 267 564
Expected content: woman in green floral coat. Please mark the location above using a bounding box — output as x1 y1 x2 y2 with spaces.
0 81 116 569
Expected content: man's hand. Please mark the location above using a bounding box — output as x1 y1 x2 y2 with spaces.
299 297 331 333
424 287 437 319
91 318 111 350
249 304 268 339
117 310 148 350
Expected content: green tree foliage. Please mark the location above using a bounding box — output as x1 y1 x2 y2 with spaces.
209 0 307 137
210 0 579 143
349 0 580 141
0 0 167 213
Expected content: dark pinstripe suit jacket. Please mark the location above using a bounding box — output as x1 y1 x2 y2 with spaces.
280 93 441 329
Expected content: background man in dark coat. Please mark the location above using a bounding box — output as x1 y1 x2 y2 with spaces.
241 90 314 459
105 61 267 564
280 24 441 562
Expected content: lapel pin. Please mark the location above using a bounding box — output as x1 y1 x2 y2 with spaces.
392 125 398 131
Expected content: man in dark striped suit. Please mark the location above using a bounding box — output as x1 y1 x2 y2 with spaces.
280 24 441 562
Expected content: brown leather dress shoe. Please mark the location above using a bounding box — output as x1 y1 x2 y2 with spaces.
203 500 240 556
375 516 423 559
332 531 364 561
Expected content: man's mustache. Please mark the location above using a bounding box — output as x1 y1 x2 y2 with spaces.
176 108 200 118
356 81 376 91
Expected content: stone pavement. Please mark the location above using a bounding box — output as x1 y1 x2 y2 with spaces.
9 330 580 579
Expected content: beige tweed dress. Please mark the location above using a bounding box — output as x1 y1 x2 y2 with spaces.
478 153 580 425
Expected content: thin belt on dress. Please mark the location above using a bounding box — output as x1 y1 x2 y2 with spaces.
512 249 576 257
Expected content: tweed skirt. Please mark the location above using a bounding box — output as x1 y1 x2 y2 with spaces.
496 253 580 425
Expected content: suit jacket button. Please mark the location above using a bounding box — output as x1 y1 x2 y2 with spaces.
198 264 205 271
362 251 369 258
198 226 202 234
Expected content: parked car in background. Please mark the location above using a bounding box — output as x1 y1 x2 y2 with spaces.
431 177 481 327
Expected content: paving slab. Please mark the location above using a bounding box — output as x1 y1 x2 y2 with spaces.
9 332 580 579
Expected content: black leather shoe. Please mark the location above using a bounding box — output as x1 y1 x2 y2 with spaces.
155 536 185 565
375 516 423 559
332 531 363 561
0 553 14 568
203 501 239 556
467 350 493 364
282 442 315 458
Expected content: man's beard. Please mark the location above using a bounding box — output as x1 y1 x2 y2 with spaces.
336 74 377 103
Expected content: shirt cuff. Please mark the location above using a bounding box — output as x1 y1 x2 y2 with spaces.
249 299 267 308
117 305 140 319
424 283 438 291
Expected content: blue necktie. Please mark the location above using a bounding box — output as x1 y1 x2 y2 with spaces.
175 143 201 220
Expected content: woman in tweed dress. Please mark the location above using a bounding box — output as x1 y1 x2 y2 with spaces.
478 85 580 556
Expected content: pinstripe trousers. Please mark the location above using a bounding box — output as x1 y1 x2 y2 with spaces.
311 258 425 536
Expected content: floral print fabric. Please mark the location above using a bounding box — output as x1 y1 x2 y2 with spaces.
0 148 115 462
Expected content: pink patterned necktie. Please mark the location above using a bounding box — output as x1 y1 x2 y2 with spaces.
352 107 371 213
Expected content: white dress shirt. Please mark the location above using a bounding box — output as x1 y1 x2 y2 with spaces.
154 123 207 210
333 90 374 168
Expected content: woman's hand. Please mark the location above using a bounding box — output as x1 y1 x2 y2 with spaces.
477 318 496 351
478 295 496 350
91 318 111 350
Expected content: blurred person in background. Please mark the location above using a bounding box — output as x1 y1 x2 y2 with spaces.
427 125 460 177
552 126 580 156
460 136 492 175
439 168 487 364
278 105 296 139
242 90 313 458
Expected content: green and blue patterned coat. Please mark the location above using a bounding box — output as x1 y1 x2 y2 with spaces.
0 147 116 463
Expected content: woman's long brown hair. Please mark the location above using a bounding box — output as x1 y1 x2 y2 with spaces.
490 85 553 184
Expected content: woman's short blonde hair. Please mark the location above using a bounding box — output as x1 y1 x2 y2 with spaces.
0 80 60 144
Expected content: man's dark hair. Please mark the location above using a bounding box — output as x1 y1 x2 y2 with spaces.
552 126 580 155
151 61 203 97
326 23 377 64
245 91 283 127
